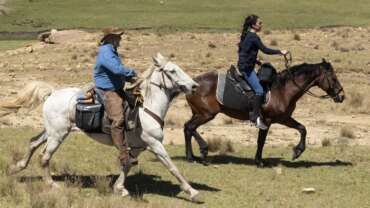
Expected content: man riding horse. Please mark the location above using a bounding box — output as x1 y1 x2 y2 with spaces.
93 28 137 167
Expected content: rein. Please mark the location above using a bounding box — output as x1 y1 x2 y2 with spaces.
143 62 175 129
284 53 332 99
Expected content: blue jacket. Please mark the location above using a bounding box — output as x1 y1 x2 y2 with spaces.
238 31 281 75
93 44 135 91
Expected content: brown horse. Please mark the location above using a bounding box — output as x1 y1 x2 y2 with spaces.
184 59 345 167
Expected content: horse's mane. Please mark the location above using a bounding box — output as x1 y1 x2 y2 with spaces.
140 65 156 97
274 62 322 87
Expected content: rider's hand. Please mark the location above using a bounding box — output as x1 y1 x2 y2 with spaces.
280 50 289 55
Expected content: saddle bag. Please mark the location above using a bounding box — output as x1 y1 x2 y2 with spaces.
75 103 103 132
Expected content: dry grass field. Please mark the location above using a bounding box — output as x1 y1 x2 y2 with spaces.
0 27 370 207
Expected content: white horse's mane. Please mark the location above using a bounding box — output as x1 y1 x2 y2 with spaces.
140 64 156 98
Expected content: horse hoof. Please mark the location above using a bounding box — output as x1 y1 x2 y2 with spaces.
121 189 130 197
186 156 196 163
200 159 210 166
50 182 61 189
255 160 269 168
190 191 203 203
292 148 303 160
113 185 123 194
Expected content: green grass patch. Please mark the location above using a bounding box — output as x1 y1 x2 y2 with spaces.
0 127 370 207
0 0 369 32
0 40 37 51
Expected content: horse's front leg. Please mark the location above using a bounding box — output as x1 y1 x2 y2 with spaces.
113 165 131 197
145 134 201 203
254 127 270 168
280 117 307 160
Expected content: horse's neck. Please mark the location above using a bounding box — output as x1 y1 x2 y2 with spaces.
284 71 318 102
142 84 171 119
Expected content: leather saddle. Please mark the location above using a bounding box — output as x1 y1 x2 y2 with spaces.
75 85 143 133
227 64 276 94
227 65 252 93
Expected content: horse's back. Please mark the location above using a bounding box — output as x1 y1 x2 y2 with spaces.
191 71 218 97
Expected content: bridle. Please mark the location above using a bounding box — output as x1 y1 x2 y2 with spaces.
149 62 177 91
284 52 343 99
144 61 180 129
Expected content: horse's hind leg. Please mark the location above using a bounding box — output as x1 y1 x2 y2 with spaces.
184 114 215 164
8 130 48 174
147 137 201 202
40 130 69 188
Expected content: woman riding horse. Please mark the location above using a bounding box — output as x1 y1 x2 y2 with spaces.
238 14 288 129
184 58 345 167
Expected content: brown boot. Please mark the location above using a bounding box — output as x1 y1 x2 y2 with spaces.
118 146 138 167
102 90 138 166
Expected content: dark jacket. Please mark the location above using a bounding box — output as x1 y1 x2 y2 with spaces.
238 31 281 75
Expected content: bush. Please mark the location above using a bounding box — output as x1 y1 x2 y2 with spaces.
270 39 278 46
340 126 355 139
321 138 331 147
207 137 235 154
293 34 301 41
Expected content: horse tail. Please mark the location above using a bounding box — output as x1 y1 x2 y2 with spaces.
0 81 55 109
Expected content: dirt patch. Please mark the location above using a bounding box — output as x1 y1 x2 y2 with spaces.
0 0 8 15
1 27 370 147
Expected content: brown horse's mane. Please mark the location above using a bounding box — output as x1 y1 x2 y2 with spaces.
273 62 324 87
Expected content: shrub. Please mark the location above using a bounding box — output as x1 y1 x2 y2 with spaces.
321 138 331 147
270 39 278 46
340 126 355 139
293 34 301 41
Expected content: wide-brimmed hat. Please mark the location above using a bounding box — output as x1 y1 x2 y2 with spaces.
99 27 125 45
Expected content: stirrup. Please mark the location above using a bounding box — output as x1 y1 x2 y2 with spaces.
256 117 268 130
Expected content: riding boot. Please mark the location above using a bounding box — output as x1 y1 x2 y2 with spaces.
249 95 268 130
112 127 140 166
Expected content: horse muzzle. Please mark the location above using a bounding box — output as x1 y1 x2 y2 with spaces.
191 83 199 94
333 91 345 103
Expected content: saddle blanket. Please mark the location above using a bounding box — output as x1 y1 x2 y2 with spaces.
216 73 270 111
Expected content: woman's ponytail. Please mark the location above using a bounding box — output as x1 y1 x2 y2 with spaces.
238 14 259 52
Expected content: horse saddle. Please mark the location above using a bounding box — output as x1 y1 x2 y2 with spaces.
75 85 143 134
216 64 275 111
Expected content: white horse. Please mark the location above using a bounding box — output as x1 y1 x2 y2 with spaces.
8 53 201 202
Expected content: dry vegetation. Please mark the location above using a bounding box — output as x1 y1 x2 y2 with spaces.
0 27 370 207
0 129 370 207
1 27 370 147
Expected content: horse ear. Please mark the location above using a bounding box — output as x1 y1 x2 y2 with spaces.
152 55 161 66
157 52 165 60
322 58 327 63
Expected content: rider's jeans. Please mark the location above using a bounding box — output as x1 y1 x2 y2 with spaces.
243 70 264 96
